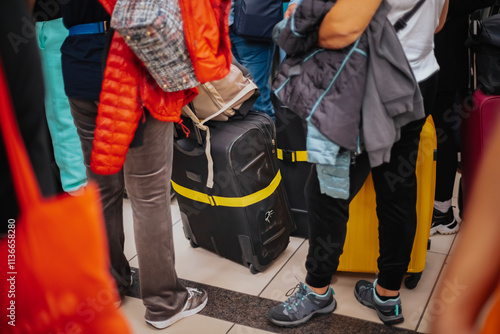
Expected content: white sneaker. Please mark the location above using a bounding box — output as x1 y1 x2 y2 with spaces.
430 207 459 236
145 287 208 329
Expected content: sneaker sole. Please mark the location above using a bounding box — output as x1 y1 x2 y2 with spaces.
354 289 404 326
146 297 208 329
267 299 337 327
430 221 460 236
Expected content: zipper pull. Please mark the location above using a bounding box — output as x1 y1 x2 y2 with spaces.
177 119 190 137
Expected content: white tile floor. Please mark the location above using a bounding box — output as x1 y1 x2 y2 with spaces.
119 181 461 334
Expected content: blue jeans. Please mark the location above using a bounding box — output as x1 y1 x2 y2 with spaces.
230 31 275 118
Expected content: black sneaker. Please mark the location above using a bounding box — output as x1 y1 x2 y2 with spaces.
354 280 404 326
430 207 459 236
267 282 337 327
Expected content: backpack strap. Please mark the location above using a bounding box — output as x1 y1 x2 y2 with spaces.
393 0 427 33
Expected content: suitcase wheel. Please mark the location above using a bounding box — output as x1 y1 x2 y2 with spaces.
404 272 422 289
249 264 259 275
189 240 199 248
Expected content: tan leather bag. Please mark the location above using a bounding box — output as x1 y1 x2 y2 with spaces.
183 62 259 122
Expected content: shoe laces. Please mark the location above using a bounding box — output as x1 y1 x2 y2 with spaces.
359 281 375 298
285 283 300 297
282 284 307 310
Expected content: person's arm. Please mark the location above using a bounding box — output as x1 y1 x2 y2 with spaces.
285 0 300 18
317 0 382 49
430 117 500 334
285 4 298 18
435 0 449 33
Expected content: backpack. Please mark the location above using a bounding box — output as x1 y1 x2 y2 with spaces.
466 5 500 95
185 60 259 122
232 0 284 42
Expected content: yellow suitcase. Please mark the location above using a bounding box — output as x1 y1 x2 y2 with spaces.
337 117 436 289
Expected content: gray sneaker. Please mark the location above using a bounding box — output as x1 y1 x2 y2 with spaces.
267 282 337 327
354 279 404 325
146 287 208 329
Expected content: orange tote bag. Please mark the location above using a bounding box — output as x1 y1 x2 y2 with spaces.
0 61 131 333
481 282 500 334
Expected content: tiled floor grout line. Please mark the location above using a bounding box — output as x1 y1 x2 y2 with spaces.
414 257 447 333
414 234 457 333
427 249 451 255
225 323 236 334
257 238 307 298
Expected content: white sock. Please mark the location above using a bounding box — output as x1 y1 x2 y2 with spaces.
434 199 452 213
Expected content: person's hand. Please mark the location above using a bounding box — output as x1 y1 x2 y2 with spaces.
285 4 298 18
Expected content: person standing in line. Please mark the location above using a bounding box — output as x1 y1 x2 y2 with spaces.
429 0 496 236
0 0 59 231
59 0 208 329
267 0 448 327
229 0 280 118
34 0 88 194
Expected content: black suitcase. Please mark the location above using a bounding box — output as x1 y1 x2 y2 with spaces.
274 97 311 238
172 112 295 274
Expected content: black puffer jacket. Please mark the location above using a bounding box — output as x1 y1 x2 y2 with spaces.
272 0 368 151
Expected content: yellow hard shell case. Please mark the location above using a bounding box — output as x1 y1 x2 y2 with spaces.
338 117 437 283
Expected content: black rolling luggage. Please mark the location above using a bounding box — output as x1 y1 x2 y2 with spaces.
171 112 295 274
274 98 311 238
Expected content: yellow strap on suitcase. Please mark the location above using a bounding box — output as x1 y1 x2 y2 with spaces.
171 170 282 207
276 148 308 162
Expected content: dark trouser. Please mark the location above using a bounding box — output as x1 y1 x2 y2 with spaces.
431 90 461 202
305 73 437 291
69 98 187 321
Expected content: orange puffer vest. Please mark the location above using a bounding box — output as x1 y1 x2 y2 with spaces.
91 0 231 175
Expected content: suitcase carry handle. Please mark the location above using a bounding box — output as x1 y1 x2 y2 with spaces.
174 137 206 156
173 116 205 156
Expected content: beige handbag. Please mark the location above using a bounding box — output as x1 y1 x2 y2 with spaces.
184 62 259 122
